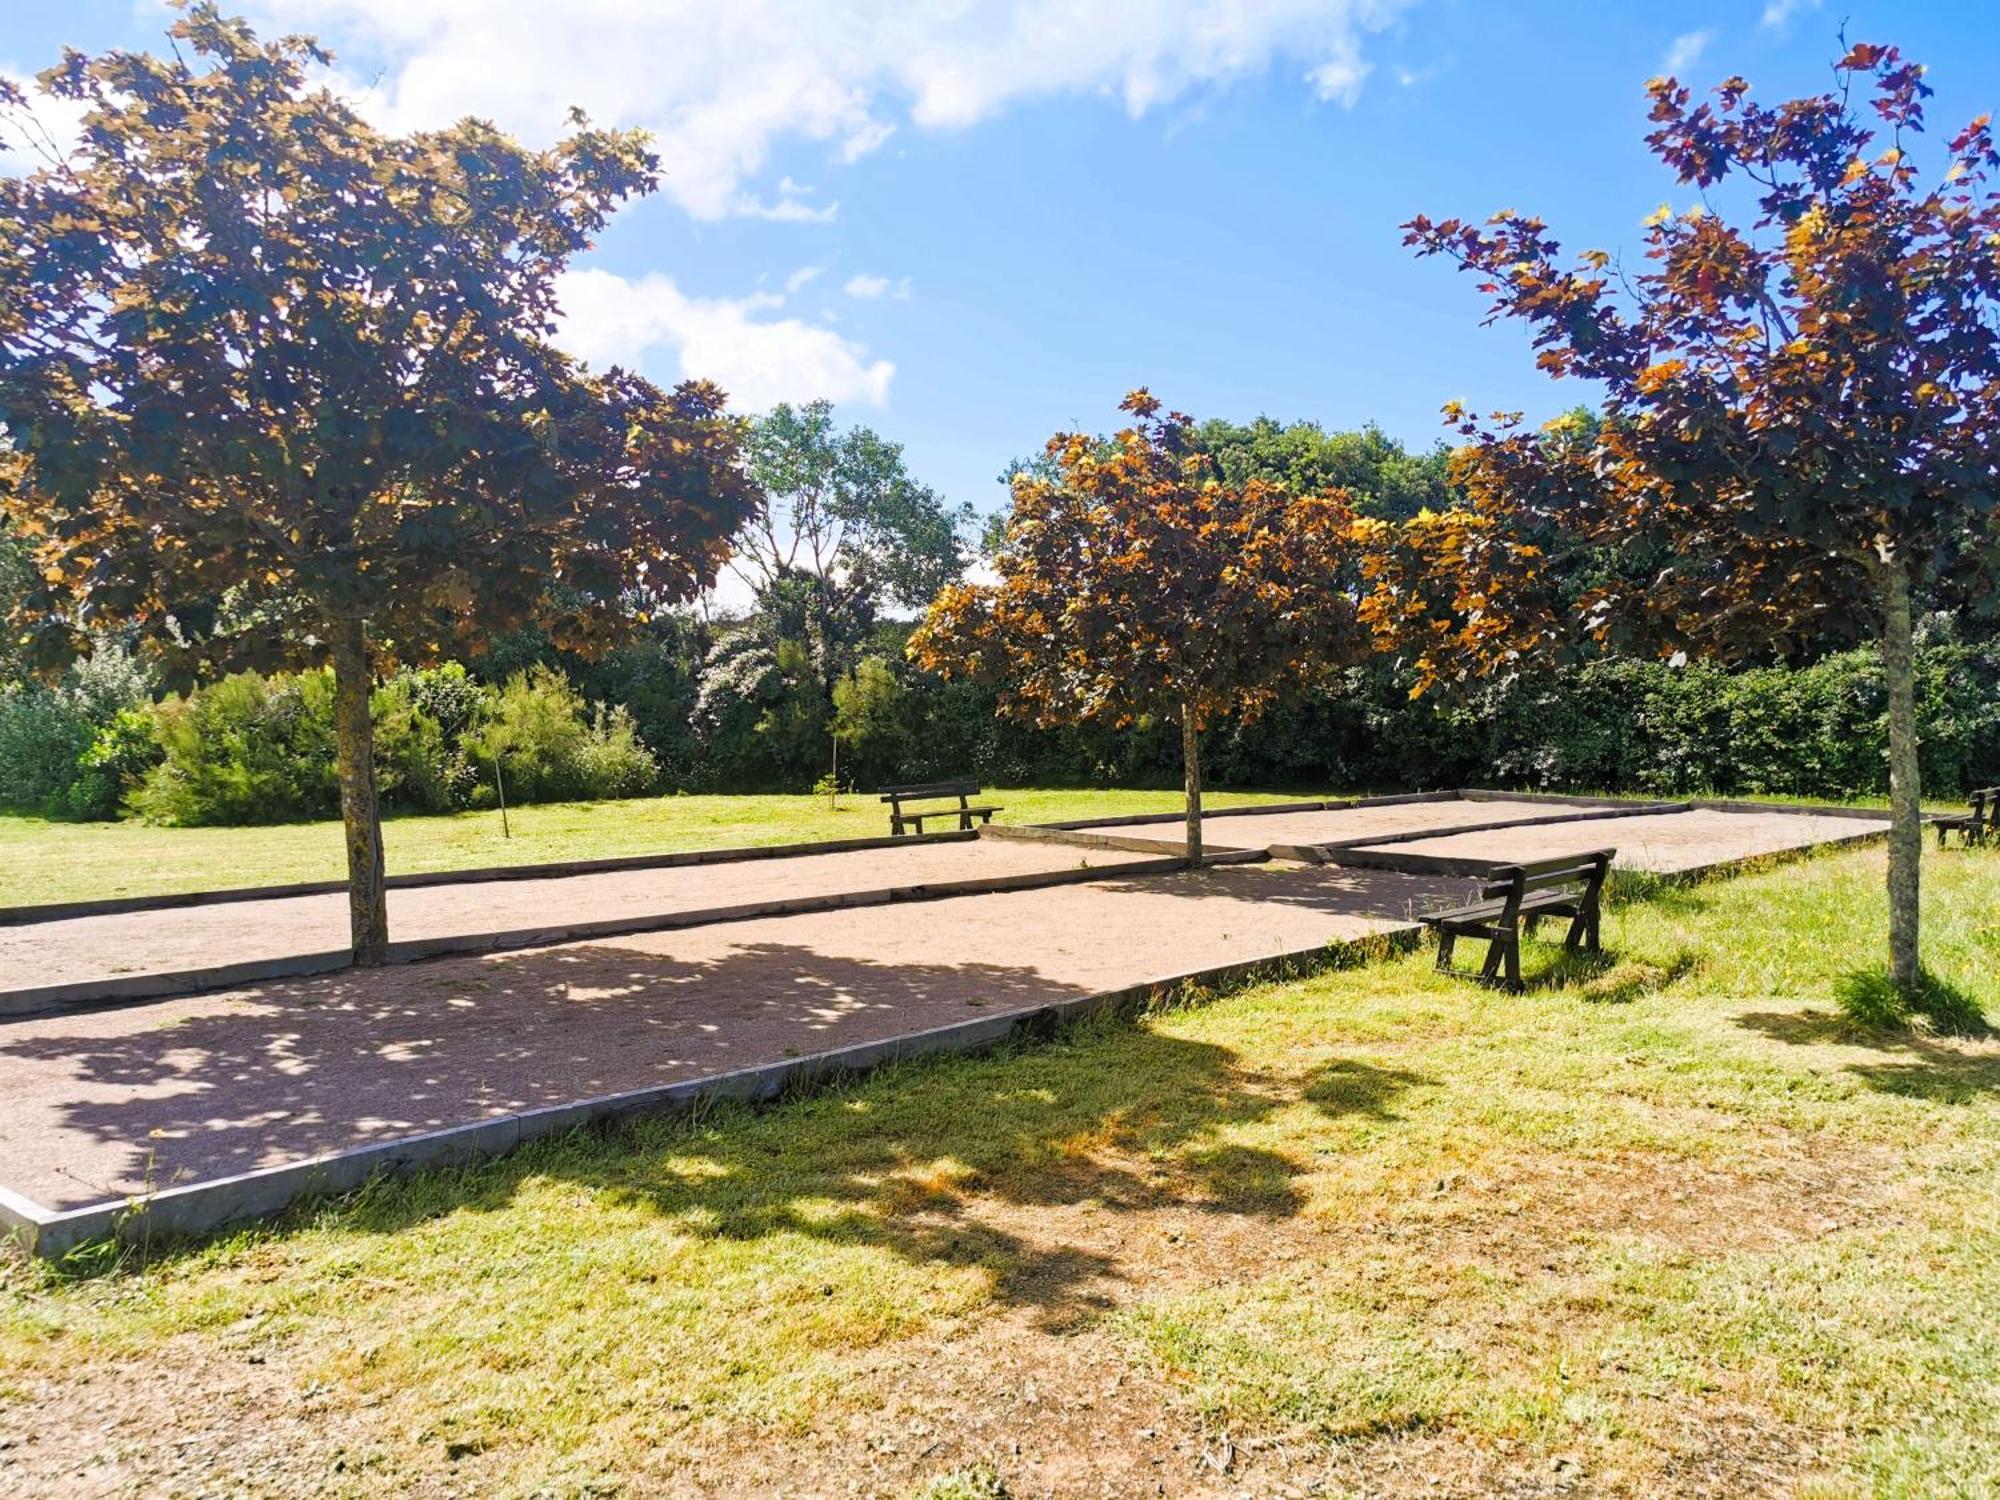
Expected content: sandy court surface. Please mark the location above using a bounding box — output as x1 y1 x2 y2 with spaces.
0 839 1153 995
1349 807 1882 873
1084 797 1597 849
0 862 1455 1211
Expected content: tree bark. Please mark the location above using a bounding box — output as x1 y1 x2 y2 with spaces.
329 615 389 966
1880 565 1922 992
1181 703 1204 868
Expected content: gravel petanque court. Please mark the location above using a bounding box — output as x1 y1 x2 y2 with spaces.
0 861 1458 1216
1078 795 1601 850
0 795 1888 1248
1343 806 1889 874
0 837 1159 1004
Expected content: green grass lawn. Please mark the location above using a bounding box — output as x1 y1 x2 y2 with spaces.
2 842 1996 1496
0 786 1301 908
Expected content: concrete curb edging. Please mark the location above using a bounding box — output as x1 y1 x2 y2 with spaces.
0 854 1187 1019
1037 790 1463 833
1462 788 1897 823
978 823 1267 861
0 927 1415 1260
0 829 980 928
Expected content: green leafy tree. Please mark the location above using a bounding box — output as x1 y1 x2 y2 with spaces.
0 8 756 960
1395 42 2000 990
737 400 971 614
1191 416 1457 521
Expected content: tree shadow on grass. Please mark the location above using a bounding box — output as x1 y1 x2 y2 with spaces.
1 935 1428 1319
1735 1008 2000 1103
1303 1058 1428 1119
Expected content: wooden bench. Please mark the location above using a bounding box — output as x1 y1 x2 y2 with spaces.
1422 850 1613 992
1934 788 1998 848
880 780 1003 837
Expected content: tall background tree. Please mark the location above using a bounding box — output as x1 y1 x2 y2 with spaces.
701 400 969 790
911 390 1369 863
1393 41 2000 990
732 399 971 615
0 6 757 961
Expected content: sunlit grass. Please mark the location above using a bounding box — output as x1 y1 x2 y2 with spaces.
3 841 1997 1494
1 785 1305 907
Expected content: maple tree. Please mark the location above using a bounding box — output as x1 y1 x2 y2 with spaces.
0 6 756 962
1389 42 2000 989
910 391 1368 864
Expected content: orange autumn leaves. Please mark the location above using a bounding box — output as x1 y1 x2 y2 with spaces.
910 389 1511 737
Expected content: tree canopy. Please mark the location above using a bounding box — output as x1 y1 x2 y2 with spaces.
1192 416 1457 521
0 6 758 959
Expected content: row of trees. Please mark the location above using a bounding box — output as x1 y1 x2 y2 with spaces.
4 14 1996 989
915 43 2000 992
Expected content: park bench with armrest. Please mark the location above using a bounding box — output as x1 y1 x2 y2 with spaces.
1934 789 1998 848
1422 849 1613 992
880 780 1003 837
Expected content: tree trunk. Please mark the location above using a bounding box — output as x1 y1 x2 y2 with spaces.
1880 566 1922 992
1181 703 1204 868
329 616 389 966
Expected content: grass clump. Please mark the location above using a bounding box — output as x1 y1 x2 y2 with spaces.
1835 966 1989 1037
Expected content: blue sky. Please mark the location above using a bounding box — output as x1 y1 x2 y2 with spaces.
6 1 2000 532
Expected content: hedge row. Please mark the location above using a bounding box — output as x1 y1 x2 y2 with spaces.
5 637 1997 824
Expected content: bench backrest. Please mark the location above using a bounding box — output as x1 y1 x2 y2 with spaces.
1975 788 1998 823
879 780 980 807
1479 850 1613 917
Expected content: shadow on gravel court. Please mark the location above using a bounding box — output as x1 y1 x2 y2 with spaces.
0 929 1441 1315
0 940 1120 1204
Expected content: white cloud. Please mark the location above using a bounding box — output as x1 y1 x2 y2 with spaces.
732 192 839 223
265 0 1412 219
842 273 911 301
1662 30 1710 75
1760 0 1821 28
0 67 87 176
555 267 895 411
784 265 824 294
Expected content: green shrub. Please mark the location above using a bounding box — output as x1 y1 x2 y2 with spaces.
0 684 96 810
0 645 157 817
564 703 660 800
58 708 162 820
373 664 483 813
472 665 657 803
131 670 340 825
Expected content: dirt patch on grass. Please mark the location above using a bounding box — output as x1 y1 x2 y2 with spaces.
3 1125 1885 1497
0 1335 405 1499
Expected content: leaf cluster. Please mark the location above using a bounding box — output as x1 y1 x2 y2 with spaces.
910 390 1370 731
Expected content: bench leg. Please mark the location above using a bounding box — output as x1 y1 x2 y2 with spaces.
1478 936 1506 985
1564 904 1601 953
1435 930 1457 973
